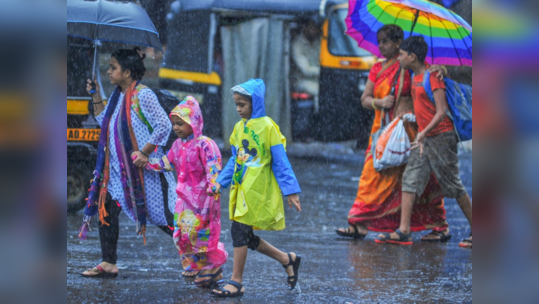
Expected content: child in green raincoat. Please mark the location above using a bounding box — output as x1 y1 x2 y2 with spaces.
211 79 302 298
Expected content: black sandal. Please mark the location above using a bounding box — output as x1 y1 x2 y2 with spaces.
194 268 223 288
282 252 301 290
336 225 367 239
421 230 452 242
211 280 244 298
375 229 413 245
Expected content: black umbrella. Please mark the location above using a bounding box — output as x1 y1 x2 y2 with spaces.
67 0 162 90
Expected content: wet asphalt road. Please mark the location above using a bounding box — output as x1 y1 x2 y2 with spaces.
67 152 472 304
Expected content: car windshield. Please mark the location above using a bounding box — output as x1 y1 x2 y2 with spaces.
328 9 372 57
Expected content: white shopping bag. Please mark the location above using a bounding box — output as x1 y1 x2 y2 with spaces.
373 114 415 172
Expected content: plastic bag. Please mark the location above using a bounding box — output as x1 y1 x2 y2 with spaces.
373 114 415 172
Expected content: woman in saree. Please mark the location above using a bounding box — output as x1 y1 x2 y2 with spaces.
80 47 176 277
336 25 451 241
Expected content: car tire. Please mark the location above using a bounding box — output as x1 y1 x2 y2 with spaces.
67 163 92 213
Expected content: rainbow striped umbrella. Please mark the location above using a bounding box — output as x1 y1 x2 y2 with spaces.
345 0 472 66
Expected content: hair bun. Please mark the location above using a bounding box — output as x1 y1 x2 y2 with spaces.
133 47 146 60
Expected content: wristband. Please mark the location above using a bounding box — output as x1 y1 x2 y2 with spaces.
140 150 150 158
92 99 104 105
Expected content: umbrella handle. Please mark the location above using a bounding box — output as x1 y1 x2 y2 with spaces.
89 81 97 94
89 41 98 95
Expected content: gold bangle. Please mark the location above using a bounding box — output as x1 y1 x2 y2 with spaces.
372 98 379 110
441 66 448 75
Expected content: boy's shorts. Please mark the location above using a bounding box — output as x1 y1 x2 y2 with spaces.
402 131 467 199
231 221 260 250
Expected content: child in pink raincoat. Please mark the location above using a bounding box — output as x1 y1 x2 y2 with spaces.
146 96 227 286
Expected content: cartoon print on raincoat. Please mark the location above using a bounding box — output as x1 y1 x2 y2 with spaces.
145 96 227 271
216 79 302 231
233 139 261 184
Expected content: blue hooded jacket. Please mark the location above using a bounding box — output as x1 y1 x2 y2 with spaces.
216 79 301 229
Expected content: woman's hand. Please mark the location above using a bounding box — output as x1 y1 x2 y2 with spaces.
287 194 301 212
380 95 395 109
86 77 102 102
132 151 149 168
428 65 447 80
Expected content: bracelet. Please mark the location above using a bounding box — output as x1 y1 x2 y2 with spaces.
441 66 448 74
92 99 104 105
372 98 379 110
140 150 150 158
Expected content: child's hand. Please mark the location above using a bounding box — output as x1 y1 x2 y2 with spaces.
287 194 301 212
212 183 222 196
411 131 426 157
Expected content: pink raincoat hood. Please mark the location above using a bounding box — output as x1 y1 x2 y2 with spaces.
169 96 204 138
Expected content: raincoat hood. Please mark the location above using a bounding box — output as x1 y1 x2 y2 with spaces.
233 79 266 119
169 96 204 138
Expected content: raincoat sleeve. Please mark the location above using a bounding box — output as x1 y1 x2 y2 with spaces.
138 88 172 146
215 128 237 189
142 140 178 173
199 138 223 194
269 124 301 196
144 155 174 173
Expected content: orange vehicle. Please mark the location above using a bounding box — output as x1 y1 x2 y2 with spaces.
317 1 376 144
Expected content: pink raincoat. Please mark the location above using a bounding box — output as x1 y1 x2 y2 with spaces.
146 96 227 271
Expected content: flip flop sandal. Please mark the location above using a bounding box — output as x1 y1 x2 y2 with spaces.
375 229 413 245
282 252 301 290
194 268 224 288
459 233 472 248
81 265 118 278
336 225 367 239
421 230 452 242
211 280 244 298
181 270 201 277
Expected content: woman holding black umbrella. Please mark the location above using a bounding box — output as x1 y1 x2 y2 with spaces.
81 47 176 277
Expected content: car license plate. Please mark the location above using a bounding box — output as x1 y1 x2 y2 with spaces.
67 128 101 141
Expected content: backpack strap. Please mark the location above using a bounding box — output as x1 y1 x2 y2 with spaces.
422 71 434 104
422 71 453 119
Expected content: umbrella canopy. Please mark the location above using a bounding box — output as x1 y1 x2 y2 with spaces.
67 0 161 51
345 0 472 66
